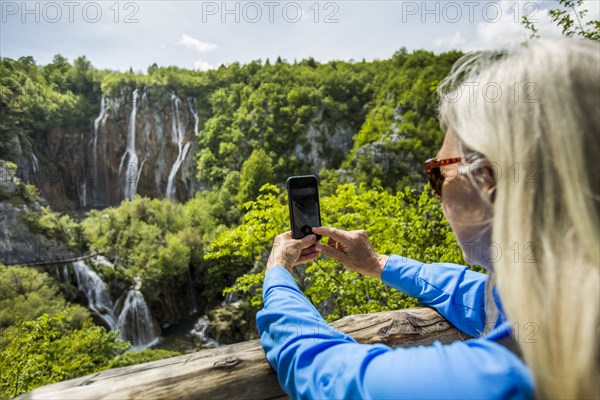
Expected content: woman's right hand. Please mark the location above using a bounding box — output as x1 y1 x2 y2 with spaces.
312 226 389 280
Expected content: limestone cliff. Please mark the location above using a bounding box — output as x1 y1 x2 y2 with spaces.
21 87 200 210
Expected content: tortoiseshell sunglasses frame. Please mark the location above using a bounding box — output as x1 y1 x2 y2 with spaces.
424 157 463 197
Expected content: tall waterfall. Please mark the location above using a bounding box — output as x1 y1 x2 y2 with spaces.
33 86 202 210
118 89 144 200
189 97 199 136
165 93 191 200
72 260 160 349
73 260 117 329
92 97 108 205
79 130 87 208
117 276 160 349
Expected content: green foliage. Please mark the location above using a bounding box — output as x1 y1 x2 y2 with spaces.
204 184 286 300
344 49 463 190
0 313 129 399
107 349 181 369
214 183 471 322
81 196 201 300
238 148 274 204
522 0 600 42
0 55 102 163
21 207 85 250
0 266 89 329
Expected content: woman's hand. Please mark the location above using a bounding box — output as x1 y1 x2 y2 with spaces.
312 226 389 279
266 231 320 273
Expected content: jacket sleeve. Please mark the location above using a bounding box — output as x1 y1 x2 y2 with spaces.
256 266 534 400
381 255 489 337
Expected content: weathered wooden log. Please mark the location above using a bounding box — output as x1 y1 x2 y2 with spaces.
21 307 470 400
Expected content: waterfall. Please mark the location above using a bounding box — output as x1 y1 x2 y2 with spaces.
31 152 39 186
72 261 117 329
92 97 108 205
80 181 87 208
72 260 160 349
165 93 191 200
118 89 142 200
79 131 87 208
188 97 199 135
190 317 219 348
220 291 241 307
63 264 70 282
117 276 160 349
184 269 198 314
31 153 39 175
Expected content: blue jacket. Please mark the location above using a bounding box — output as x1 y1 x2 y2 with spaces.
256 255 534 399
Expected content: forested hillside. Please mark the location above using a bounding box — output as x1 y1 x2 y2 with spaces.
1 49 461 210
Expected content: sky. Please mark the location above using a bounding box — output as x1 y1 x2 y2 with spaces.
1 0 598 71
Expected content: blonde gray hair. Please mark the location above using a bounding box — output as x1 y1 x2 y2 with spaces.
438 38 599 399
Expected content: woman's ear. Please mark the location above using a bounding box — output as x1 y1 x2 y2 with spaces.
480 162 497 204
477 160 497 204
488 186 496 203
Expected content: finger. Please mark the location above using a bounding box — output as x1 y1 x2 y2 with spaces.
312 227 350 245
297 252 320 264
316 243 346 261
300 247 319 257
327 237 337 247
298 234 317 249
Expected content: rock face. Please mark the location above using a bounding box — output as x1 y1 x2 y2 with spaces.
0 161 76 265
21 87 200 211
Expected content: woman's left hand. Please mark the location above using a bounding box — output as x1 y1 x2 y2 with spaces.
266 232 320 273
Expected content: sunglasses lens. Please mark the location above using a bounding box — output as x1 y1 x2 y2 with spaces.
433 169 443 196
426 167 442 197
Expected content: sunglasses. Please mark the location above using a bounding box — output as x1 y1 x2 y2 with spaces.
424 157 463 197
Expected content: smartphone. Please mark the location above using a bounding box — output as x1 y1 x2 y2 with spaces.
287 175 322 240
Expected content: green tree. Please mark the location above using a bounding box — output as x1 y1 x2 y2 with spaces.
238 148 274 204
0 265 89 329
0 313 129 399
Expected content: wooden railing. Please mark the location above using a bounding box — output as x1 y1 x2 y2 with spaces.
20 307 470 400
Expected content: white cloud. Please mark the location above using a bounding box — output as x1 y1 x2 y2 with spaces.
467 1 562 51
433 31 466 50
193 60 214 71
178 34 217 53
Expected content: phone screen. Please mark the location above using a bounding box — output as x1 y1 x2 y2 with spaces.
287 176 321 239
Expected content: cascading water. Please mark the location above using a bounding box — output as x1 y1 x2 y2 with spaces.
116 276 160 349
220 292 240 307
165 93 191 200
188 97 199 135
92 97 108 205
72 260 160 350
72 260 116 329
118 89 143 200
30 153 39 187
185 269 198 314
190 317 219 348
79 131 87 208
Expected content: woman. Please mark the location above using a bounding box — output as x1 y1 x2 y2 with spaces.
256 38 599 399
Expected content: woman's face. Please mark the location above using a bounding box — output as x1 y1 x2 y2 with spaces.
437 130 495 270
